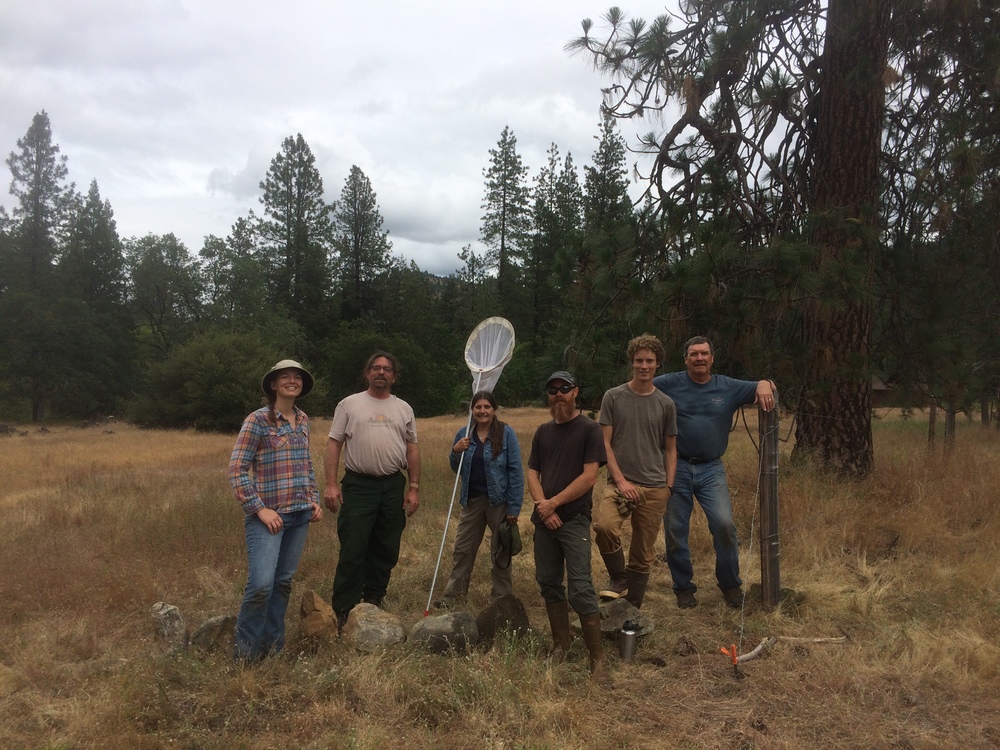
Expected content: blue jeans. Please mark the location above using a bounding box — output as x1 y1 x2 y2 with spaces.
533 513 600 616
662 459 741 593
234 508 312 661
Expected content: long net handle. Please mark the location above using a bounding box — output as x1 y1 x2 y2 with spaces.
425 370 483 615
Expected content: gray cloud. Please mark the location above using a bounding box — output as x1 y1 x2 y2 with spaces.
1 0 670 274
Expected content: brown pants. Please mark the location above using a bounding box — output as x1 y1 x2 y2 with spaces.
592 483 670 574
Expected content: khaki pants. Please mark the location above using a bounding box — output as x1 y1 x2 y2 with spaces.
443 495 512 600
593 483 670 574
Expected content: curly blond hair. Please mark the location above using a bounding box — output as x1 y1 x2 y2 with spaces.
626 334 666 368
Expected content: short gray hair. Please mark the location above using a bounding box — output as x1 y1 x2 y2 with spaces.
683 336 714 358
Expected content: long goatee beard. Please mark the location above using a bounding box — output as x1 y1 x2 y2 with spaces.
549 401 576 423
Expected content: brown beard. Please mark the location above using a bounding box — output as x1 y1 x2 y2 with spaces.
549 400 577 423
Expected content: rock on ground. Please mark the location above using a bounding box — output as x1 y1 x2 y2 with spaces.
475 593 531 647
341 603 406 652
408 611 479 655
151 602 189 655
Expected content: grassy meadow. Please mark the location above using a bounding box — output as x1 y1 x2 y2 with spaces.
1 406 999 749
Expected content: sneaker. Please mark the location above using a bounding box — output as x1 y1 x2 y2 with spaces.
722 587 744 609
675 590 698 609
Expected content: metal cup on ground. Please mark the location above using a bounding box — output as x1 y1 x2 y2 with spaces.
618 619 638 661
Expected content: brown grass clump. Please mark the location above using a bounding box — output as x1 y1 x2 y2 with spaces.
1 409 1000 748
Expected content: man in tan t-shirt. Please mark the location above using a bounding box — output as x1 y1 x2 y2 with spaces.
324 351 420 629
593 334 677 609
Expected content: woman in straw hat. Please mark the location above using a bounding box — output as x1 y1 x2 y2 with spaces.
228 360 323 662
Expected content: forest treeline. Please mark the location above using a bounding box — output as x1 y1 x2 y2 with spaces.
0 112 660 429
1 2 997 478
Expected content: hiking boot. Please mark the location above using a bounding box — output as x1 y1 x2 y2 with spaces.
624 569 650 609
675 590 698 609
599 549 628 599
580 612 612 688
722 587 745 609
545 600 572 665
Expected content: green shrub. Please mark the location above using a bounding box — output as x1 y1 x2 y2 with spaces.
129 329 324 431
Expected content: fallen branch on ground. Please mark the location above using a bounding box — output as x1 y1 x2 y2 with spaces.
733 635 848 664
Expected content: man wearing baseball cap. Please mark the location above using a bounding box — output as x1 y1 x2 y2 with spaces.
527 370 611 686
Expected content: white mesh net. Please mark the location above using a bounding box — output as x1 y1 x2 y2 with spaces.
463 316 515 393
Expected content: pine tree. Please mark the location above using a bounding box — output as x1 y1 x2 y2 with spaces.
3 111 74 296
0 111 76 420
529 144 583 352
480 126 531 303
331 165 393 321
559 115 638 399
257 134 334 341
878 0 1000 431
52 180 135 417
61 180 126 312
569 1 893 475
448 244 497 339
199 216 269 327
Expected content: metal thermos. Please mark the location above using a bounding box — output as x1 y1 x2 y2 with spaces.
619 620 638 661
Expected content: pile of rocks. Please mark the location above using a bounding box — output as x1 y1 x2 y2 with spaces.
149 592 534 658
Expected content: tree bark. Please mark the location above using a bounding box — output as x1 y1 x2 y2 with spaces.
927 401 937 449
944 398 957 453
793 0 892 478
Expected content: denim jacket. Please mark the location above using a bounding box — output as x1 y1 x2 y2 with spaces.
448 423 524 516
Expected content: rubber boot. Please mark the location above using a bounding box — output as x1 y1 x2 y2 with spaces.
600 549 628 596
624 569 650 609
545 600 572 665
579 612 612 687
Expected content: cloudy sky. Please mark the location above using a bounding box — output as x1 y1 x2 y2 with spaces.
1 1 674 276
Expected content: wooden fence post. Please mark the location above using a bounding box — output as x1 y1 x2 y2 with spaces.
759 402 780 608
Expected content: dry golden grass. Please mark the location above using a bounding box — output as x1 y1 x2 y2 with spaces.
1 408 999 749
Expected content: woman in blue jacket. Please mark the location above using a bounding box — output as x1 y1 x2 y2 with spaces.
441 390 524 603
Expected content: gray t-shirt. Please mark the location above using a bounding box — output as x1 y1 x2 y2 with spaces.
599 383 677 487
329 391 417 477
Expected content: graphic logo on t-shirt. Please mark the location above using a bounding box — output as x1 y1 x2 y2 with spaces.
368 414 394 426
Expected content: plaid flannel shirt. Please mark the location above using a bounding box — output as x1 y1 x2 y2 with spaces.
229 405 319 516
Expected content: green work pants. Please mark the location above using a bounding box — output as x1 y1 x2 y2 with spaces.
331 471 407 618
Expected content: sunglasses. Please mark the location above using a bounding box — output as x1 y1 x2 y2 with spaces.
546 384 575 395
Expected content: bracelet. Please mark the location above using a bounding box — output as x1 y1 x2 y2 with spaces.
410 482 420 489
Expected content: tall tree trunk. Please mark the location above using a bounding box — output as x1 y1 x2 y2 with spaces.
927 401 937 449
793 0 892 478
32 392 47 423
944 397 957 453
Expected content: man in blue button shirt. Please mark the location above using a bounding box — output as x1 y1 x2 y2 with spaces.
653 336 776 609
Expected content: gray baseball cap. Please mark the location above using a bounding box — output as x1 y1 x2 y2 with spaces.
545 370 577 388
